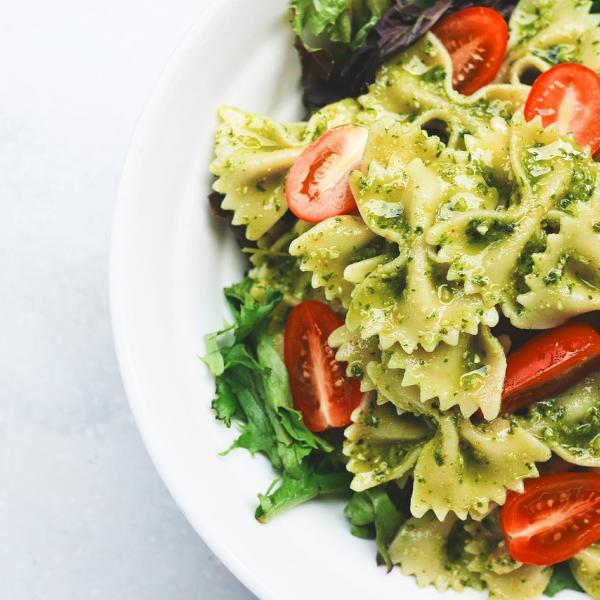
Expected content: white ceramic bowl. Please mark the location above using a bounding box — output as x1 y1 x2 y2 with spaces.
110 2 577 599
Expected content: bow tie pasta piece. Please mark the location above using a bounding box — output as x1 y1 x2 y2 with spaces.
210 100 361 241
328 324 380 391
211 107 306 241
365 358 438 417
388 326 506 421
358 33 528 140
521 370 600 467
288 216 396 307
303 98 364 139
570 544 600 599
511 204 600 329
344 253 496 352
464 515 521 575
389 512 551 598
389 513 475 593
344 398 433 492
480 561 550 599
411 415 550 520
506 0 600 85
429 117 595 319
349 365 551 518
346 121 498 352
464 516 552 599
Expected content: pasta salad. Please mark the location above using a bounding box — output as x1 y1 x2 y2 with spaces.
204 1 600 597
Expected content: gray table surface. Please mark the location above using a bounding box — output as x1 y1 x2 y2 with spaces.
1 1 255 598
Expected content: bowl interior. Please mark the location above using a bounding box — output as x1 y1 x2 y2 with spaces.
110 1 568 598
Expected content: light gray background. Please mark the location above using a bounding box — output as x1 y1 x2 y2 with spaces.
1 1 255 598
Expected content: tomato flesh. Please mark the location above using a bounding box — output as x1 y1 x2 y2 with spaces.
284 301 363 432
432 7 508 96
285 125 368 223
524 63 600 156
501 472 600 565
501 321 600 414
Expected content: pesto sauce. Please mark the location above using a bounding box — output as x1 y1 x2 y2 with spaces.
465 218 516 245
371 208 408 233
250 250 302 299
556 163 595 214
515 228 547 294
350 237 394 263
532 394 600 460
382 267 408 299
421 65 446 89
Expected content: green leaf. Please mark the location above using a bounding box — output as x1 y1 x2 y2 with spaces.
255 329 332 453
254 328 293 409
222 343 265 372
291 0 391 52
236 292 282 342
345 489 375 527
206 279 344 520
344 487 406 570
211 378 240 426
256 461 352 522
223 278 254 316
202 331 225 375
369 488 405 570
278 408 333 452
345 492 376 538
223 279 282 342
350 523 376 539
226 366 282 470
544 562 583 597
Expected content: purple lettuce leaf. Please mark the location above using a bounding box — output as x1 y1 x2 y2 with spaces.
298 0 517 111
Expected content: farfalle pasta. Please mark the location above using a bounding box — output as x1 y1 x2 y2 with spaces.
205 1 600 598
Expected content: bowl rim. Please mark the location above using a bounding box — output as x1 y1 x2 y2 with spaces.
109 2 271 597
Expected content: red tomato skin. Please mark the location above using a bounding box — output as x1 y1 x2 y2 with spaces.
524 63 600 156
432 7 508 95
283 301 363 432
501 472 600 565
285 125 368 224
501 321 600 414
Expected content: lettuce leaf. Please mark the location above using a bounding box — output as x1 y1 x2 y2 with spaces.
345 487 407 570
544 563 583 597
292 0 391 52
296 0 517 110
256 453 351 522
204 278 348 520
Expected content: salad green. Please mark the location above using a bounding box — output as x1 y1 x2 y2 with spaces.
204 280 350 522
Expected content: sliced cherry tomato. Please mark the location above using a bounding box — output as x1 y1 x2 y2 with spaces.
524 63 600 156
285 125 368 223
284 300 362 432
431 7 508 96
501 472 600 565
501 321 600 414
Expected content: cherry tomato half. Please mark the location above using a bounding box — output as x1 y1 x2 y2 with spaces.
432 6 508 96
285 125 368 223
283 301 363 432
501 472 600 565
501 321 600 414
524 63 600 156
